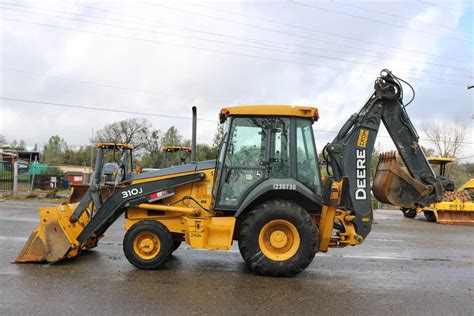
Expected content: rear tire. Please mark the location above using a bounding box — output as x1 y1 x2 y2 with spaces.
123 220 173 269
424 211 437 222
401 208 417 218
238 199 318 277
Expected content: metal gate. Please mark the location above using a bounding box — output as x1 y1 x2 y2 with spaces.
0 161 13 192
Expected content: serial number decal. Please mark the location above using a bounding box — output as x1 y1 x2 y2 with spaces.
121 187 143 199
357 129 369 148
273 183 297 190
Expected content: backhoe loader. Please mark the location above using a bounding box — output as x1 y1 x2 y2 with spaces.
401 157 474 224
16 70 446 276
160 146 192 168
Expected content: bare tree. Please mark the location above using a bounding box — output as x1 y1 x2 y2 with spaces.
423 120 468 158
95 118 151 150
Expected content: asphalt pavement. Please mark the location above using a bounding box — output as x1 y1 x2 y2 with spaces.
0 200 472 315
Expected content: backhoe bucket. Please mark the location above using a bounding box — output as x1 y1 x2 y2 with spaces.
372 152 432 209
16 203 93 263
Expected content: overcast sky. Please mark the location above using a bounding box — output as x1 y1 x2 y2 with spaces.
0 0 473 160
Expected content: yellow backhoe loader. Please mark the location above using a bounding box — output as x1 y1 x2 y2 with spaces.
401 157 474 224
16 70 446 276
161 146 192 168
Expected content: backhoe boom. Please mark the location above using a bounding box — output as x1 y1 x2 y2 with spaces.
325 70 444 238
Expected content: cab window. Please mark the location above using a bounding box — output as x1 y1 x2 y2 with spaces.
271 118 290 178
218 117 267 206
296 118 321 195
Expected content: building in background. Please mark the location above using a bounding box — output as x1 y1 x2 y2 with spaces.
57 165 93 185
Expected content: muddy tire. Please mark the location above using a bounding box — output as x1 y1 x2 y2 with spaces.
401 208 417 218
424 211 437 222
238 199 318 277
123 220 173 269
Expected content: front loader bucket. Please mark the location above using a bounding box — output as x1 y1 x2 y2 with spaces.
16 230 47 262
372 152 432 209
69 184 90 203
68 185 112 203
16 203 91 263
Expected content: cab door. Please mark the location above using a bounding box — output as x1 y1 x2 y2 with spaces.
216 117 269 208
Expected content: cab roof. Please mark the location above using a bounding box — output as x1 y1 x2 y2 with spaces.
162 146 192 153
427 157 456 164
96 143 133 150
219 105 318 123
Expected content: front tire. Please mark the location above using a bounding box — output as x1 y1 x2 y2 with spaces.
238 199 318 277
401 208 417 218
123 220 173 269
424 211 437 222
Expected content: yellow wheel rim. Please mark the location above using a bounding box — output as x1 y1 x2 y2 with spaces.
258 219 300 261
133 231 161 260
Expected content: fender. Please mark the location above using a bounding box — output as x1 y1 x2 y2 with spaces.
235 178 321 217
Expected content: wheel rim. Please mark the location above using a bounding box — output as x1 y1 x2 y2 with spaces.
133 231 161 260
258 219 301 261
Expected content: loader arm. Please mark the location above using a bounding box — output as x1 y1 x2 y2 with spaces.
324 70 444 238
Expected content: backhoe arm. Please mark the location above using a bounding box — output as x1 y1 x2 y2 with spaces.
324 70 444 239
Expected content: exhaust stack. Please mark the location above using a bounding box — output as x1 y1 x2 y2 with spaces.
191 106 197 164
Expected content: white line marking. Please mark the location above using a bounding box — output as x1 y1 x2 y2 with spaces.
340 254 409 261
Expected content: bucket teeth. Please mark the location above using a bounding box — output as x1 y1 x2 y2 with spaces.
379 151 397 162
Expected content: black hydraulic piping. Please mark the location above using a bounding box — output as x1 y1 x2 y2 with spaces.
191 106 197 164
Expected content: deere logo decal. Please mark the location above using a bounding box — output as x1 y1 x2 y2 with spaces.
355 149 367 200
357 129 369 148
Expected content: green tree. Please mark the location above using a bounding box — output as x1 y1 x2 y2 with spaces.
210 124 225 158
63 146 94 166
43 135 67 165
162 126 183 146
140 128 162 168
196 143 214 161
159 126 188 167
10 139 26 150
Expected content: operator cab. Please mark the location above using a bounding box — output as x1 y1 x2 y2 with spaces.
427 157 456 191
213 105 322 212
